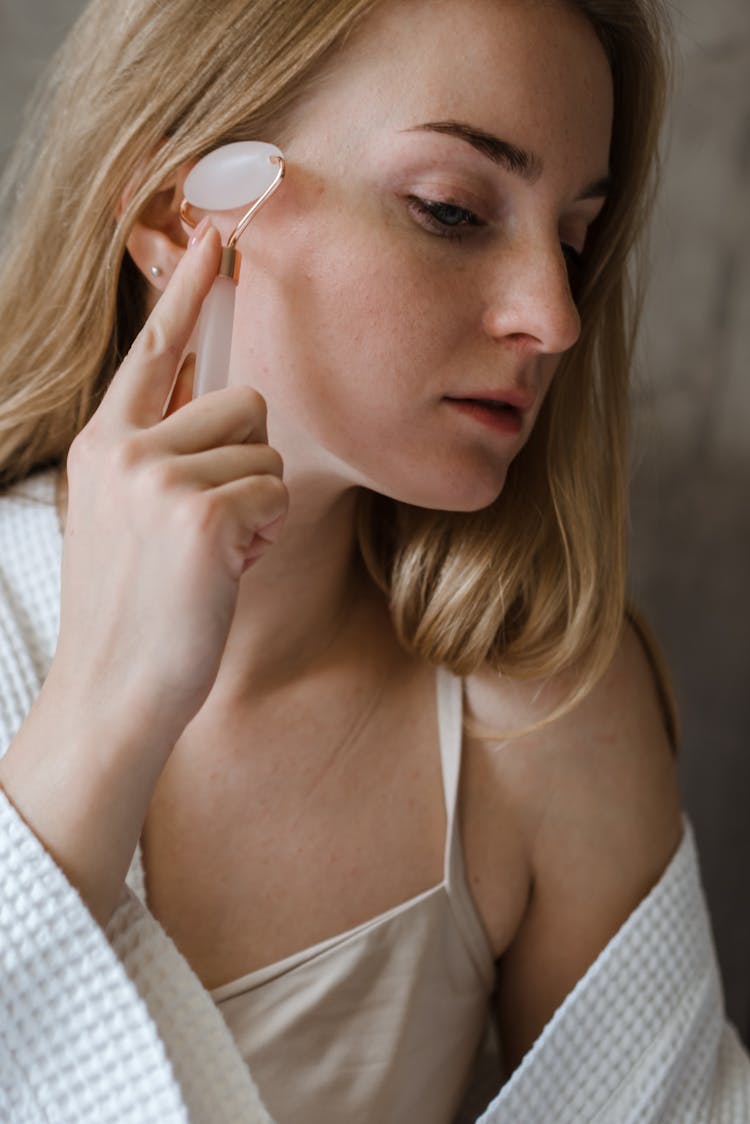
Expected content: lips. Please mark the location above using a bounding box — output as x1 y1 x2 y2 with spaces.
450 397 521 417
444 388 536 414
443 396 526 436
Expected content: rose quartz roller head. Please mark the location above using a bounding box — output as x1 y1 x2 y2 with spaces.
180 141 285 396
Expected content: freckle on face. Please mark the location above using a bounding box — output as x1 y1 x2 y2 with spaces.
227 0 612 513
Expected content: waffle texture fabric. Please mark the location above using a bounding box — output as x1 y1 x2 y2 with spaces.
1 471 750 1123
0 474 272 1124
477 821 750 1123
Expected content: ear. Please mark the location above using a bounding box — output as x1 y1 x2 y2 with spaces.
118 162 193 294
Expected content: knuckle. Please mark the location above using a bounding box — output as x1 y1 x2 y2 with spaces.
136 319 181 364
261 446 284 478
68 419 120 478
140 456 181 496
66 428 94 475
110 433 148 475
195 489 228 534
171 490 219 545
231 384 267 423
253 472 289 517
254 445 285 476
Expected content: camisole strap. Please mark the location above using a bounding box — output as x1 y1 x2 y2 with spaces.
436 666 496 987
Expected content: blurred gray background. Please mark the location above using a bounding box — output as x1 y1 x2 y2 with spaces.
1 0 749 1042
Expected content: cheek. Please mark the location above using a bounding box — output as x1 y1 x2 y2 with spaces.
229 193 471 426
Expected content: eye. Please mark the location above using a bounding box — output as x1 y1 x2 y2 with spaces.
406 195 484 243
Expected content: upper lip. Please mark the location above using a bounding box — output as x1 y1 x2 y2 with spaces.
444 388 537 413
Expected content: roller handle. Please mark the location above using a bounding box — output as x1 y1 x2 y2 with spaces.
193 274 236 397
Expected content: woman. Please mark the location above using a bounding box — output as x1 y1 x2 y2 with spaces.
0 0 747 1121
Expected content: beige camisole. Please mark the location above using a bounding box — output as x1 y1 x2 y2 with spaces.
209 667 497 1123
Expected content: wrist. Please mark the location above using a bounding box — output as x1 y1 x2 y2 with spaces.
40 657 178 776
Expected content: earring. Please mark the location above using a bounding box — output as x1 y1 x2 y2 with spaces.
149 265 163 278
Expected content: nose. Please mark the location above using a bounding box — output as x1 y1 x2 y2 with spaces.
481 235 582 356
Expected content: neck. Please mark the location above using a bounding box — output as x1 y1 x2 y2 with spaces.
213 476 381 701
55 462 396 706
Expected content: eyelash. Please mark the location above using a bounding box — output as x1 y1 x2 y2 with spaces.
406 194 586 294
406 196 482 243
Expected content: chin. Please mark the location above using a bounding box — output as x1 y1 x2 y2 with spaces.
380 464 509 514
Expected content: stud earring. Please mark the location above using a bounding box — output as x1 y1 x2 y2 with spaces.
149 265 163 278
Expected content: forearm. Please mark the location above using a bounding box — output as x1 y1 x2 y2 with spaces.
0 668 170 929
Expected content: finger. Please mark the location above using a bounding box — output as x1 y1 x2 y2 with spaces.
163 354 196 418
201 474 289 568
156 384 268 453
250 511 286 546
106 221 222 427
242 514 287 573
165 443 284 489
232 477 288 545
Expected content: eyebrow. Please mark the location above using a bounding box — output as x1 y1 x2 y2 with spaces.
404 121 611 201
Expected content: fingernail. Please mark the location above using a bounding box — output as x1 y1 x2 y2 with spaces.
189 216 212 249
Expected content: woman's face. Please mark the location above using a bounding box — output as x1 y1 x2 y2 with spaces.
226 0 613 511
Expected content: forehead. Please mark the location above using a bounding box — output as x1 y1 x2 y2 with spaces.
290 0 613 180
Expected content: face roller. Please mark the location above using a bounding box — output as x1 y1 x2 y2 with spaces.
180 141 285 397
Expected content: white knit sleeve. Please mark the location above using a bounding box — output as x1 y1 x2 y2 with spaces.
0 478 192 1122
0 786 193 1124
475 822 750 1124
0 477 274 1123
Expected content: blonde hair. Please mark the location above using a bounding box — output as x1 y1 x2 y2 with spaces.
0 0 674 733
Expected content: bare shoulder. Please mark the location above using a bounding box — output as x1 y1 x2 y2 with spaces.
462 618 684 1070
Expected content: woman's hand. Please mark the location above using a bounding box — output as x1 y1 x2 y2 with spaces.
0 221 288 929
54 221 288 748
